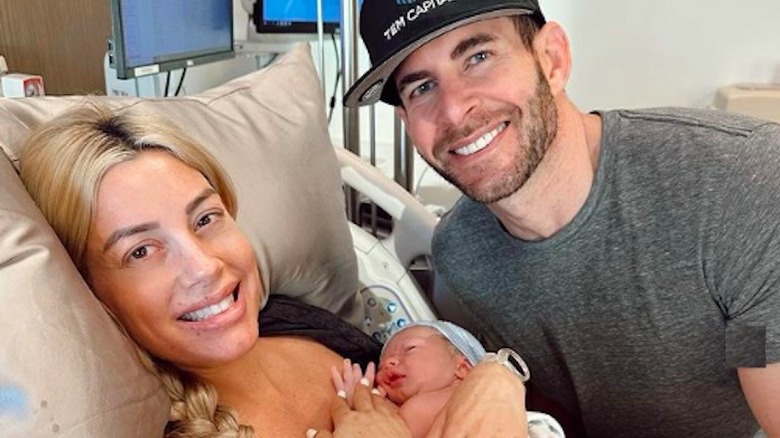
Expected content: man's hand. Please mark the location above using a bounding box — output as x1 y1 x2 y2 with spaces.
426 361 529 438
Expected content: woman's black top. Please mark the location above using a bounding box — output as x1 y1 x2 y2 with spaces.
259 294 382 368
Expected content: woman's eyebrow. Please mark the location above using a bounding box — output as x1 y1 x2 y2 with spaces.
103 223 158 253
185 188 218 215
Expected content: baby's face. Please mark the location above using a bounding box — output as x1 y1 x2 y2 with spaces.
377 326 469 404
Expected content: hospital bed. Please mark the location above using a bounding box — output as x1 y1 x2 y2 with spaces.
340 146 440 340
0 43 456 437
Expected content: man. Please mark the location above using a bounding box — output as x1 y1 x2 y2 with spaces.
344 0 780 437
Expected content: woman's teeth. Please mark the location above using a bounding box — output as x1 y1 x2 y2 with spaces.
454 122 507 156
180 293 236 322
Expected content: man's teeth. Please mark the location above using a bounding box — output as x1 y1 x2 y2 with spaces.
180 293 235 322
454 123 507 156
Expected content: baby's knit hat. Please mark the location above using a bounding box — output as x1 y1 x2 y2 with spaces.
382 320 486 366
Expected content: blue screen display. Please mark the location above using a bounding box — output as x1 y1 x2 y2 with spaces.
264 0 358 24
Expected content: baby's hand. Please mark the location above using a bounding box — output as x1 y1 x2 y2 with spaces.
331 359 381 406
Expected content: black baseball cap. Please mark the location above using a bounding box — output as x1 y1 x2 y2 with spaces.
343 0 545 108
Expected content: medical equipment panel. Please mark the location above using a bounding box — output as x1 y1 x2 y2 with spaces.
108 0 234 79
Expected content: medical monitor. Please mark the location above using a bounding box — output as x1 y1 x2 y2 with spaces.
253 0 342 35
109 0 234 80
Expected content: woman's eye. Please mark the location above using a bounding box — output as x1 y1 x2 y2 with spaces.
196 212 220 229
123 243 160 265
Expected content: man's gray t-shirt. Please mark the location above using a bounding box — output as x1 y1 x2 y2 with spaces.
433 108 780 437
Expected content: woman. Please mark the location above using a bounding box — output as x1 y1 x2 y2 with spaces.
19 103 528 437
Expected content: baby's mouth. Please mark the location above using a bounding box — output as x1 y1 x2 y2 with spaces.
384 371 405 387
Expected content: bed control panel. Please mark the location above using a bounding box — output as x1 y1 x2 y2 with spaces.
351 223 437 343
361 285 413 343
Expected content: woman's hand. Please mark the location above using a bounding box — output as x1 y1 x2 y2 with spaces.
426 361 529 438
307 377 410 438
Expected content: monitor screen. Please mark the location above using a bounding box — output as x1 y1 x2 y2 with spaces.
109 0 234 79
253 0 360 34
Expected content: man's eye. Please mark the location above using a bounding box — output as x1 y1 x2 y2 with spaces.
410 81 435 99
130 246 148 260
468 51 490 65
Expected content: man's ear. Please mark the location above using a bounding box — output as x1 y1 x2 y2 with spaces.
454 355 473 380
533 22 572 95
396 104 408 124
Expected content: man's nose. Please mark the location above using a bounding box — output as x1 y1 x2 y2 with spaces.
438 79 478 125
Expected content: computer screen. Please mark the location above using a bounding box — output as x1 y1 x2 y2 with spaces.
252 0 359 34
109 0 234 79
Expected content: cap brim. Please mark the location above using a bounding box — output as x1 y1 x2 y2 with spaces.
344 8 535 108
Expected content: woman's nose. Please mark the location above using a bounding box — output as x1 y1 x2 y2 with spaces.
178 239 222 287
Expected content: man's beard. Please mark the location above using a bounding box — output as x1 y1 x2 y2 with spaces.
428 64 558 204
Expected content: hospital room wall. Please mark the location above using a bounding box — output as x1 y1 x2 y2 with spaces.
187 0 779 208
319 0 780 208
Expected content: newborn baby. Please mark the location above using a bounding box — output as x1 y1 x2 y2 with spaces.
334 321 565 438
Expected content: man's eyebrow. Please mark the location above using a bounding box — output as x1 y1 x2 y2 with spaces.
450 33 495 60
397 70 432 94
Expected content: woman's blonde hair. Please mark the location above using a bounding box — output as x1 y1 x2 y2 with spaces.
19 102 253 438
20 102 237 276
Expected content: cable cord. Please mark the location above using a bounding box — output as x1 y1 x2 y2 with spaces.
413 163 433 196
174 68 187 96
327 32 342 124
164 71 172 97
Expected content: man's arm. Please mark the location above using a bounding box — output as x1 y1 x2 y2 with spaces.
739 363 780 437
426 362 528 438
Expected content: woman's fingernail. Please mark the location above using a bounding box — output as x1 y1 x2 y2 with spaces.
337 389 347 399
360 377 370 387
306 428 318 438
371 388 381 395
